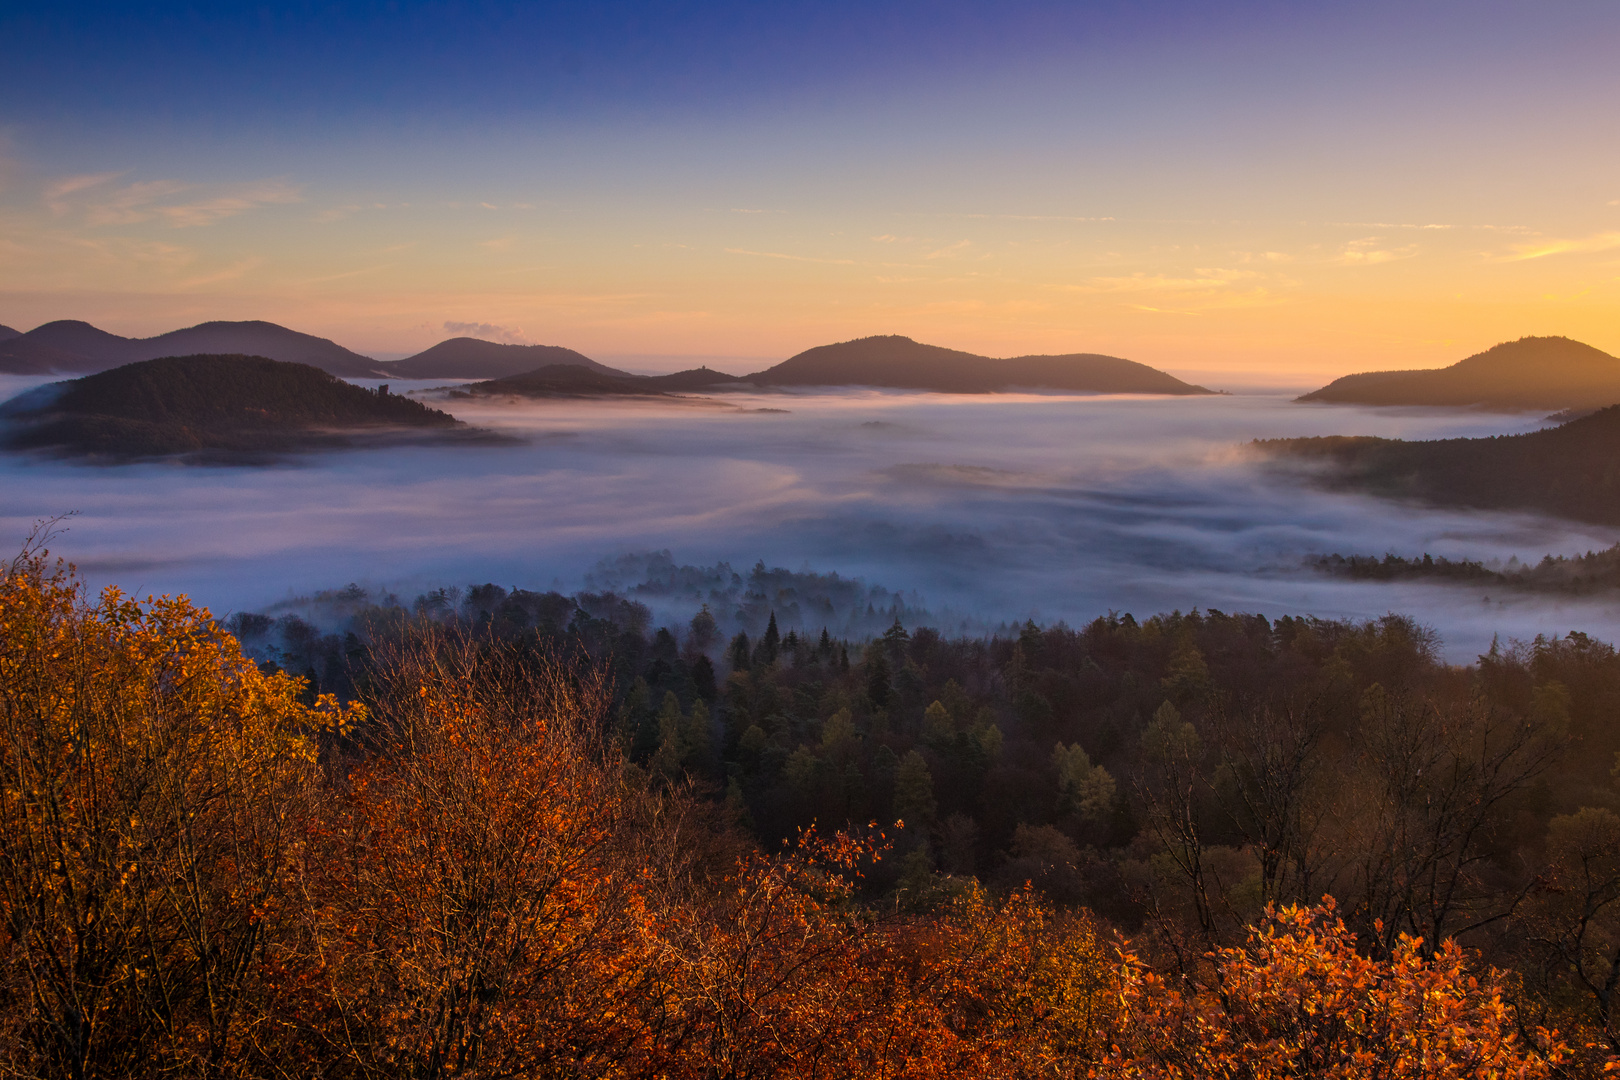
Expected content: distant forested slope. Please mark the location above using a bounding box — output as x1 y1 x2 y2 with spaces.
1257 405 1620 524
383 337 629 379
0 319 387 378
1297 336 1620 411
1 354 465 458
746 335 1212 394
455 364 744 398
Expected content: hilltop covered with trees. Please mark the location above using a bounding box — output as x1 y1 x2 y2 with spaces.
1 543 1594 1077
0 354 473 459
1255 404 1620 524
1309 542 1620 594
744 335 1214 395
1296 336 1620 411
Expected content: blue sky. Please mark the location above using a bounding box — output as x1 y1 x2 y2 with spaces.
2 1 1618 374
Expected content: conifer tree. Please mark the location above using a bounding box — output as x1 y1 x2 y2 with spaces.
894 750 938 827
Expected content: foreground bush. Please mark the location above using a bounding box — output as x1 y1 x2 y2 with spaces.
1110 901 1565 1080
0 549 358 1077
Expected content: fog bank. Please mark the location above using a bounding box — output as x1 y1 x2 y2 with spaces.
3 379 1615 659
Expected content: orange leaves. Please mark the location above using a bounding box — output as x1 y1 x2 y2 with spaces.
1107 899 1567 1080
0 550 348 1078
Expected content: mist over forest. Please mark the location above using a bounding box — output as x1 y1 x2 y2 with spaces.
5 374 1614 658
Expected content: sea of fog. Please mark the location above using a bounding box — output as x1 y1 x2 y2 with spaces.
2 373 1616 661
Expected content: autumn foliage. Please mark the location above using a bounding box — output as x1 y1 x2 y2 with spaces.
0 552 1592 1078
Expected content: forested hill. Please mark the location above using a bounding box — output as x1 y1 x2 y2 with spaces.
0 319 386 378
457 364 745 398
382 337 629 379
1297 336 1620 410
745 335 1213 394
1 354 464 459
1256 404 1620 524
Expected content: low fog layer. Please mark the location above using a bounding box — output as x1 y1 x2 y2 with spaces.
3 373 1616 659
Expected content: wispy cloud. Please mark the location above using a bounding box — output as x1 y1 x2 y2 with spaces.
1061 268 1259 293
44 172 124 213
724 248 855 265
924 240 972 260
1333 238 1418 265
46 173 302 227
1502 230 1620 261
177 258 263 288
443 320 531 344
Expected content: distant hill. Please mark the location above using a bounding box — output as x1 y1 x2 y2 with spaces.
1 354 466 459
1297 337 1620 411
384 338 629 379
743 335 1212 394
0 324 19 343
456 364 743 399
0 320 387 379
641 366 747 392
1256 406 1620 525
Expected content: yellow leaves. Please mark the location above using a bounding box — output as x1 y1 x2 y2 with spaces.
1105 899 1567 1080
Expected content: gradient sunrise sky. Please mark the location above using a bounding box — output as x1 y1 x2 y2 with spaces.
1 1 1617 379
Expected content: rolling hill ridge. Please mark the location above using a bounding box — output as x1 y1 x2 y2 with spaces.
743 335 1212 394
382 337 628 379
1297 336 1620 411
0 320 387 378
1 355 467 459
1256 405 1620 525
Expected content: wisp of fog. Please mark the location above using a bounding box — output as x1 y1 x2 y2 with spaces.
3 374 1614 659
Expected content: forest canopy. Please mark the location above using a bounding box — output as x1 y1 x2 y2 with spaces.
0 354 473 459
1256 403 1620 524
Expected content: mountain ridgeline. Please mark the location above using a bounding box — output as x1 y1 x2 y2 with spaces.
0 320 387 379
456 364 745 399
1298 336 1620 411
382 337 630 380
0 318 1211 395
1256 404 1620 525
1 355 468 459
745 335 1213 394
455 335 1210 399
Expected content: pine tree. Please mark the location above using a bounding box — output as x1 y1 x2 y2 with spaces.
882 616 910 658
729 632 751 673
893 750 938 826
757 611 781 665
865 645 892 710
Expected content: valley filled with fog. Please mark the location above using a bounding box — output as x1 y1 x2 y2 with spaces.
2 374 1613 660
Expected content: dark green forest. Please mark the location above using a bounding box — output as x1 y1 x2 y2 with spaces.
0 354 466 457
1310 542 1620 594
239 566 1620 1042
1257 404 1620 525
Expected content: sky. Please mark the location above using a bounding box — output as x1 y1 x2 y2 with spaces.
2 1 1618 379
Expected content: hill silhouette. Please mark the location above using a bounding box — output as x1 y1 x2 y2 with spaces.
743 335 1212 394
384 338 628 379
1257 405 1620 525
1297 336 1620 411
457 364 743 399
0 324 19 343
1 354 465 459
0 320 386 378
